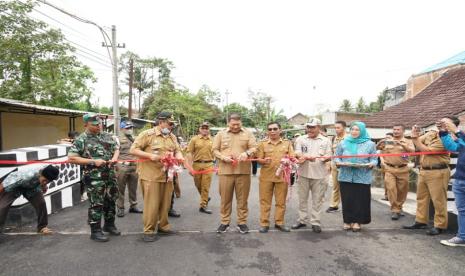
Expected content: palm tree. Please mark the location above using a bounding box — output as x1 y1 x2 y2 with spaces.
339 99 353 112
133 67 154 112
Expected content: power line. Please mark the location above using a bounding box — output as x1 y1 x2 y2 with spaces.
0 10 111 68
35 0 113 66
66 40 111 64
27 12 108 62
17 0 92 43
26 11 110 60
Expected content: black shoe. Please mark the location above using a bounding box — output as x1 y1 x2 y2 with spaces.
217 224 229 233
199 207 212 214
275 224 291 232
426 227 445 236
391 212 400 220
129 207 143 214
117 208 125 217
168 209 181 218
291 222 307 230
143 233 158 242
326 207 339 213
312 225 322 233
381 197 389 201
103 221 121 236
403 222 428 229
158 229 177 236
90 223 109 242
237 224 249 234
259 226 269 233
208 197 211 202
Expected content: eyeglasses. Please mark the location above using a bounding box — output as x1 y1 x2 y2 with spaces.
268 127 279 131
306 125 316 128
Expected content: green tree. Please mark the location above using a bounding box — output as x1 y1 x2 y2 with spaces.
223 103 254 127
0 0 96 110
355 97 367 113
364 87 391 113
339 99 353 112
248 90 274 129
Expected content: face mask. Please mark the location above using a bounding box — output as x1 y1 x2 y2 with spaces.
161 127 171 135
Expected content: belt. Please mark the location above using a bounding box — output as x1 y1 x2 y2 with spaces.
421 164 449 170
121 161 136 166
385 163 407 168
194 160 213 163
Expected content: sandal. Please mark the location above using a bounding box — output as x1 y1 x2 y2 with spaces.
352 223 361 232
38 227 53 235
343 223 351 230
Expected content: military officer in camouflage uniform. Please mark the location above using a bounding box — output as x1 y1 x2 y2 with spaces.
68 114 120 242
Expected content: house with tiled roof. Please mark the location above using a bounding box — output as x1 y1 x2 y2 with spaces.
287 112 309 127
362 66 465 137
406 51 465 99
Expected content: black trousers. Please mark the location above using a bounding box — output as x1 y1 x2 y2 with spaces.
340 182 371 224
0 191 48 232
252 161 258 176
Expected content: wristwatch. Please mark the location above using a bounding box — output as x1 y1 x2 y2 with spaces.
89 160 96 166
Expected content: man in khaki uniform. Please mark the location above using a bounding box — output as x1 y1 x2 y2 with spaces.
326 121 347 213
404 120 451 236
377 124 415 220
212 113 257 234
257 122 294 233
186 122 214 214
292 118 332 233
116 121 142 217
130 111 184 242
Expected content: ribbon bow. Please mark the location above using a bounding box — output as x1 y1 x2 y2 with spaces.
160 153 183 181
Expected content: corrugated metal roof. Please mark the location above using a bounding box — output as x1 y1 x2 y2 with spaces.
420 51 465 74
0 98 154 125
0 97 87 115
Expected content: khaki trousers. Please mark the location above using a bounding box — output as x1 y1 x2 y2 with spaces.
259 180 288 227
415 168 450 229
140 179 173 234
329 166 341 208
384 166 409 213
298 177 326 226
193 163 213 208
116 164 138 209
219 174 251 225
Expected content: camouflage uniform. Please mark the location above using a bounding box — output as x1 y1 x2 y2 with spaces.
68 131 119 225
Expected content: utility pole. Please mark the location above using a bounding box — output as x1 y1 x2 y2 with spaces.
102 25 125 135
128 58 134 119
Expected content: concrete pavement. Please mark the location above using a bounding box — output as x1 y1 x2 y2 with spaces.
1 170 464 276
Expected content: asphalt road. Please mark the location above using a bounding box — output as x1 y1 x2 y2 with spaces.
1 170 464 276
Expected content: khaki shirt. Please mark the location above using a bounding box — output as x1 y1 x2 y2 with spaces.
130 126 181 182
331 134 346 169
332 134 346 153
419 131 450 167
377 137 414 167
187 135 214 162
118 133 135 161
257 138 295 182
295 134 332 179
212 128 257 175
